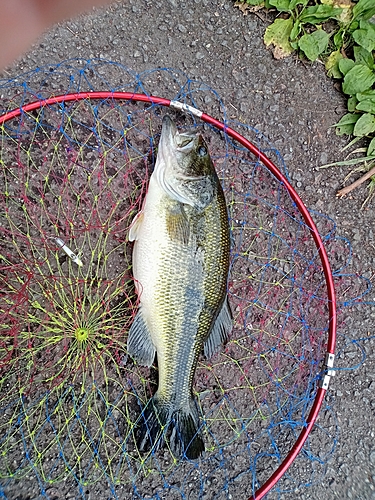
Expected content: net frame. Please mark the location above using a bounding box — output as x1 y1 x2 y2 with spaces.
0 90 337 499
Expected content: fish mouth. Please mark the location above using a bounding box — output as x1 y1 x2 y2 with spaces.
160 115 197 153
154 115 204 206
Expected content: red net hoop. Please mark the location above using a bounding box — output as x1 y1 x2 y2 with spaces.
0 70 337 500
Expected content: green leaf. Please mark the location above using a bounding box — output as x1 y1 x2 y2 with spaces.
320 155 375 168
342 64 375 95
348 96 358 112
353 46 374 69
352 0 375 20
356 99 375 114
333 30 344 50
269 0 291 11
352 25 375 52
335 113 360 126
334 113 360 135
350 19 360 31
353 113 375 136
289 0 309 9
290 40 299 50
264 18 294 58
360 19 375 30
357 90 375 101
325 50 343 78
299 4 343 24
338 58 355 76
320 0 353 24
299 30 329 61
368 137 375 156
290 19 301 41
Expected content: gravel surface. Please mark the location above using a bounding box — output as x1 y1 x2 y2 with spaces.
1 1 375 499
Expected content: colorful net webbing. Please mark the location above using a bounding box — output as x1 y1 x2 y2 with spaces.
0 60 366 500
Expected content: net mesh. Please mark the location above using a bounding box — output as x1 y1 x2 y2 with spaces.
0 60 367 499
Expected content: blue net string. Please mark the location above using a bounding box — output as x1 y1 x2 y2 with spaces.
0 60 369 500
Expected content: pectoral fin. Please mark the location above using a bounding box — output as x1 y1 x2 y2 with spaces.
127 309 156 367
129 211 144 242
204 296 232 358
166 208 190 245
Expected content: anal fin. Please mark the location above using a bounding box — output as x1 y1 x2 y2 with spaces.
127 309 156 366
204 295 232 358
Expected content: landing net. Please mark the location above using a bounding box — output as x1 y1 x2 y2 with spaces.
0 60 340 499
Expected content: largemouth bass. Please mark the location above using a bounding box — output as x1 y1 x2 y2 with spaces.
128 115 232 459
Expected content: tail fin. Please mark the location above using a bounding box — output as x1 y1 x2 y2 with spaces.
135 393 204 460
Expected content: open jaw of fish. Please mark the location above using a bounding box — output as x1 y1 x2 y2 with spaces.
127 115 232 460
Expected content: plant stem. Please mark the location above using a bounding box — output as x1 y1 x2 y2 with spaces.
336 164 375 198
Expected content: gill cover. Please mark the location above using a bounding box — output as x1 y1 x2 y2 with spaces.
154 115 215 210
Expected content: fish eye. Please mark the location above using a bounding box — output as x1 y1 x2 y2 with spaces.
198 146 207 157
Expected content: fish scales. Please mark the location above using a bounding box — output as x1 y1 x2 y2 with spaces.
128 115 232 460
155 198 229 403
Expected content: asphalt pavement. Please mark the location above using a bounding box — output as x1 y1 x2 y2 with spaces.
1 1 375 499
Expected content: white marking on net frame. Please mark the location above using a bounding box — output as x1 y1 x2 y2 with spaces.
55 238 83 267
319 353 336 390
169 100 203 118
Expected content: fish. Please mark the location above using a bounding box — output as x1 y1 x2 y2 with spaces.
127 115 232 460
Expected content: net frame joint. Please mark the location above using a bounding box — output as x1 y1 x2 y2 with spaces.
325 352 335 368
324 352 336 377
319 353 336 389
170 100 203 118
319 374 331 390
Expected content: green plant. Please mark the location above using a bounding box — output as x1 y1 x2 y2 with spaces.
235 0 375 202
